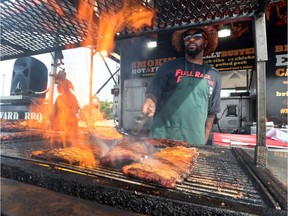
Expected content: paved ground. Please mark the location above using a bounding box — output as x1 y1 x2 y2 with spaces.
94 120 116 127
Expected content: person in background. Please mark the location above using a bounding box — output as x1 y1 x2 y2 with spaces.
52 71 79 134
142 26 222 145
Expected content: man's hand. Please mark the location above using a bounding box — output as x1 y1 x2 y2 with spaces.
142 97 156 118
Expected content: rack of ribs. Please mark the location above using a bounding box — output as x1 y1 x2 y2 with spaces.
0 130 46 141
100 137 191 169
0 119 27 132
100 138 152 168
122 146 199 188
144 138 190 148
31 145 102 168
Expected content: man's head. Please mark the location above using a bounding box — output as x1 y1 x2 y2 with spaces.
182 29 208 57
172 26 218 56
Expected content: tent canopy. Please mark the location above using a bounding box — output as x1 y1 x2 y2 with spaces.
0 0 273 61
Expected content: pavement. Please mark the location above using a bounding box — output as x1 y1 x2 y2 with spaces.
94 120 116 127
1 177 145 216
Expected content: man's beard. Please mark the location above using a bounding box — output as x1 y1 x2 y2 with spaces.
185 42 205 57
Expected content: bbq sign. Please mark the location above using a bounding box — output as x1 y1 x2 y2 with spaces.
0 111 43 121
0 103 45 122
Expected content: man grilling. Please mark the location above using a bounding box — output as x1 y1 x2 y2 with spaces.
142 26 222 145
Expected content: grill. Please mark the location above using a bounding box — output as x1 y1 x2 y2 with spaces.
1 137 286 215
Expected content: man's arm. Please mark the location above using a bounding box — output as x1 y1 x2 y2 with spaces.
205 115 215 144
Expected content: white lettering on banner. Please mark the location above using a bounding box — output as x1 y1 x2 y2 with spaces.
0 112 19 120
131 68 146 74
24 112 43 121
132 67 160 74
275 54 288 66
0 112 43 121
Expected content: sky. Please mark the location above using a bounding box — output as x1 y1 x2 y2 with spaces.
0 47 119 108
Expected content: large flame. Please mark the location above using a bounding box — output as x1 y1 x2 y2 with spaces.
76 0 155 54
27 0 155 168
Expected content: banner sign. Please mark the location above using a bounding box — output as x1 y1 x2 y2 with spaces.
204 48 255 71
121 21 255 80
265 0 287 125
204 20 255 71
120 33 180 80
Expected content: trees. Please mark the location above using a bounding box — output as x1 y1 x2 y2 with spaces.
79 100 113 127
100 100 113 119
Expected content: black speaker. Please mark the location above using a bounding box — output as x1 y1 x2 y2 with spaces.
10 57 48 98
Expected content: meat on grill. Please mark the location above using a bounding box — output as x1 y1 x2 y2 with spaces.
31 145 102 168
100 138 153 168
143 138 189 148
122 146 199 188
0 119 27 132
100 137 191 169
0 130 46 141
153 146 198 178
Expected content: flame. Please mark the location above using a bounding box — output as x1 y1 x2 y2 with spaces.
75 0 155 54
76 0 96 47
95 0 155 54
26 90 120 168
26 100 50 130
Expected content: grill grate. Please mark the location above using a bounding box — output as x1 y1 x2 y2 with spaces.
0 0 271 60
178 149 268 207
0 140 274 209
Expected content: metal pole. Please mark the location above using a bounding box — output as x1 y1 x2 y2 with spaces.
100 54 117 85
253 13 268 167
2 74 5 96
89 47 96 105
94 68 120 97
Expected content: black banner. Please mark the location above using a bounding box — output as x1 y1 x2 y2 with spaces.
204 20 254 71
120 21 255 80
265 0 287 125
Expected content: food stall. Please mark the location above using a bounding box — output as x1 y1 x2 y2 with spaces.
0 0 287 215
